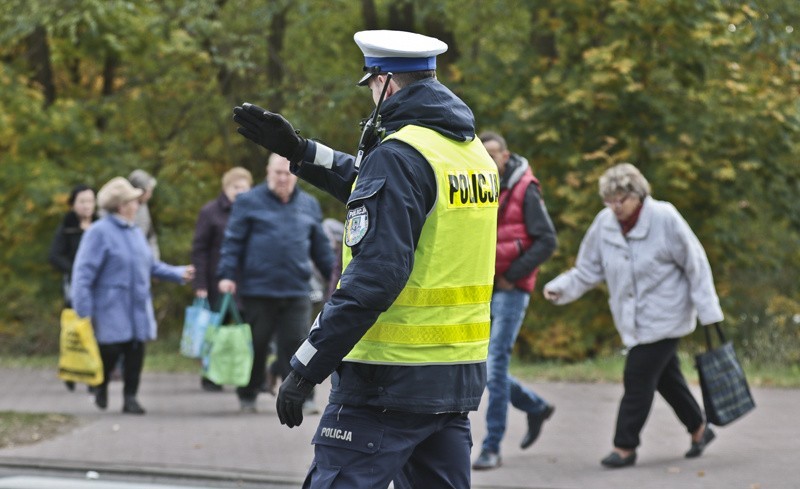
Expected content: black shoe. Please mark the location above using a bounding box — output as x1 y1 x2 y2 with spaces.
520 404 555 449
472 450 501 470
685 425 715 458
122 397 146 415
94 388 108 410
64 381 76 392
601 451 636 468
201 377 223 392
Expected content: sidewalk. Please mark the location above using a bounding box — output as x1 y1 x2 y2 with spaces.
0 367 795 489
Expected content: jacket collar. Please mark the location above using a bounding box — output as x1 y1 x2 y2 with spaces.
109 214 137 229
600 196 653 246
216 192 232 211
501 154 529 189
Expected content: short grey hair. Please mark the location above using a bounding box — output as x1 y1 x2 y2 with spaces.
598 163 650 200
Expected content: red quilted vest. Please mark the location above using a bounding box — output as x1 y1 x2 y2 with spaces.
495 167 540 292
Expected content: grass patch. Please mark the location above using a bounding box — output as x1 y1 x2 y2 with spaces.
0 335 199 375
0 352 200 375
0 411 80 449
3 343 799 387
510 352 800 388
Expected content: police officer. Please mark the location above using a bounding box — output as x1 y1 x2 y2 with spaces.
233 30 498 489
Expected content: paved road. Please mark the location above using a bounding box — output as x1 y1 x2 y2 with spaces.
0 367 794 488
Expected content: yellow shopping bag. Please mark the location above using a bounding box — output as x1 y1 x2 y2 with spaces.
58 309 104 386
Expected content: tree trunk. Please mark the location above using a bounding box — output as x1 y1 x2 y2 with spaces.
24 25 56 107
266 7 288 112
361 0 378 30
96 52 119 130
387 0 414 32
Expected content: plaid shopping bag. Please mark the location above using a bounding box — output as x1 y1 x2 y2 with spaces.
695 323 755 426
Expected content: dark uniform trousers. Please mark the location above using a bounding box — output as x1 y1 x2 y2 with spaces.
614 337 704 449
303 403 472 489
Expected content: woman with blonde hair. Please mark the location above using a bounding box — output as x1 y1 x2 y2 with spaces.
191 166 253 391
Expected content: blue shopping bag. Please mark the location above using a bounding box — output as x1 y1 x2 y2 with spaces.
180 298 220 358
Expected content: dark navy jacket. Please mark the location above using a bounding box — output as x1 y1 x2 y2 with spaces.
217 183 333 299
289 78 487 413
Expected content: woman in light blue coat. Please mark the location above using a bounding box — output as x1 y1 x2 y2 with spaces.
72 177 194 415
544 163 723 468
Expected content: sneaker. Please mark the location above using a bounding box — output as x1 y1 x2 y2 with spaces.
520 404 555 449
472 450 501 470
240 399 257 413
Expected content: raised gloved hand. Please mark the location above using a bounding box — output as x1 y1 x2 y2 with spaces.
232 103 307 162
276 370 314 428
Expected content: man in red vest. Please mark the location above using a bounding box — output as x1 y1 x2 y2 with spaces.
473 131 558 470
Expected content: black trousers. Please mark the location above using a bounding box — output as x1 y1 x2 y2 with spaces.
237 296 311 401
614 337 704 449
98 340 145 397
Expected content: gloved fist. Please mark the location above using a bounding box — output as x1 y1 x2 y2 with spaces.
276 370 314 428
232 103 307 162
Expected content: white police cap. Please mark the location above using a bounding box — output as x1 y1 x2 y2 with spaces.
354 30 448 86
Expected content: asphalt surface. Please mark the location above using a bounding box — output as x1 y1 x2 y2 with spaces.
0 366 795 488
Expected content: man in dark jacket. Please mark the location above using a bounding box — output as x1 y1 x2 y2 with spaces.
472 131 558 470
191 166 252 392
217 155 333 412
233 30 498 488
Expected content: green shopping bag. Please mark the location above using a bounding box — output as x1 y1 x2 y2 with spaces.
201 293 253 386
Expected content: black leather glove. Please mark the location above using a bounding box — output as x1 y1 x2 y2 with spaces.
276 370 314 428
232 103 307 162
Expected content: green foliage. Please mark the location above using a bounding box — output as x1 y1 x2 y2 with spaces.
1 0 798 364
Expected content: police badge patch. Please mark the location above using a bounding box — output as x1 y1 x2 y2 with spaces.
344 205 369 247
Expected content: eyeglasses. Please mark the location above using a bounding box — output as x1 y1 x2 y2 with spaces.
603 194 631 208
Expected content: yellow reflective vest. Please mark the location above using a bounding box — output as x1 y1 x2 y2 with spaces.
342 125 499 365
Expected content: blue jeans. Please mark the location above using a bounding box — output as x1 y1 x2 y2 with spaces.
481 289 548 454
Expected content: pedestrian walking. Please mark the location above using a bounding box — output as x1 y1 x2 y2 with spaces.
71 177 194 414
472 131 558 471
544 163 722 468
191 166 253 392
217 155 333 413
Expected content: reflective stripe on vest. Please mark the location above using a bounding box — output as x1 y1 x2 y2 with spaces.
342 125 499 365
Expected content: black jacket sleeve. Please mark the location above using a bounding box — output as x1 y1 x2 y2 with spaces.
48 222 72 274
504 183 557 282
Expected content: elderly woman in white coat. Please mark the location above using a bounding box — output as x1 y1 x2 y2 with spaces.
72 177 194 415
544 163 723 468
